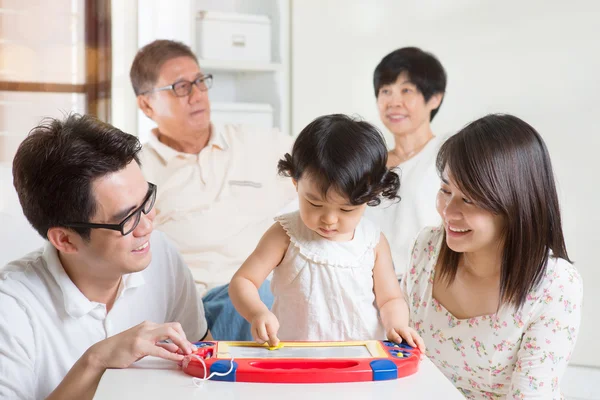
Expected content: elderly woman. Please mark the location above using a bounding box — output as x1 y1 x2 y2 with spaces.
368 47 447 278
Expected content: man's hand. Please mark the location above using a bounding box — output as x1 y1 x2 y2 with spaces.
250 311 280 347
89 321 196 369
47 321 196 400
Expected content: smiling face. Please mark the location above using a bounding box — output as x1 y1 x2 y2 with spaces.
295 175 367 242
140 56 211 139
376 72 441 138
436 169 505 256
72 161 156 278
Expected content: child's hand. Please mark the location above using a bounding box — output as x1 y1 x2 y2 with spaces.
386 326 426 353
250 311 280 347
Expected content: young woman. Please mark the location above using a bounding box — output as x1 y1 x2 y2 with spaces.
403 114 582 399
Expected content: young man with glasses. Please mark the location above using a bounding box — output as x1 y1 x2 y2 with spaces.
131 40 296 340
0 114 209 399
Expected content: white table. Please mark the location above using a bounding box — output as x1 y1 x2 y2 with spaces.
94 356 465 400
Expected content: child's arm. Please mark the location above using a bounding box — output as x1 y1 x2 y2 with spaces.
229 222 290 346
373 233 425 352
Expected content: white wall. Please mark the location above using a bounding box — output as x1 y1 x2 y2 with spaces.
292 0 600 367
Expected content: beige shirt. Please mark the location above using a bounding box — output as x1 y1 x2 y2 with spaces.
139 124 296 291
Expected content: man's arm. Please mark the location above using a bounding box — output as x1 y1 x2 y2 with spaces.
0 297 190 400
46 351 102 400
47 320 196 400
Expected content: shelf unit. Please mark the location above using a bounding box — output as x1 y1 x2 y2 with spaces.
197 59 282 73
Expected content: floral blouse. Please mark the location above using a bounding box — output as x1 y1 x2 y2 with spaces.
401 227 583 399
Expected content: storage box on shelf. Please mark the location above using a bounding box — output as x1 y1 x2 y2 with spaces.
196 11 272 63
194 7 283 132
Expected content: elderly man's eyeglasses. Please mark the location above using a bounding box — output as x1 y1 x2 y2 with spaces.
142 74 213 97
64 183 157 236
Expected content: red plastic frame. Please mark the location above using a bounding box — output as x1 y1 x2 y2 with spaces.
181 340 421 383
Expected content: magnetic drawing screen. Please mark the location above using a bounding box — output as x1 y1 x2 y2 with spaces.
227 345 372 359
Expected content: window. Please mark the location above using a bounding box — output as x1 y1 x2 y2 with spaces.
0 0 111 162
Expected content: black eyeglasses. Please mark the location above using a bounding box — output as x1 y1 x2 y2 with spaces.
142 74 213 97
64 183 157 236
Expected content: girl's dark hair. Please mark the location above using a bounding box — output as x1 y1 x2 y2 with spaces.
436 113 571 309
278 114 400 206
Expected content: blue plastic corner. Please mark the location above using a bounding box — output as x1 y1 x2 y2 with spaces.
209 360 238 382
382 340 415 350
370 359 398 381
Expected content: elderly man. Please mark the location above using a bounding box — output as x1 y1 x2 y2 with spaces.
130 39 296 339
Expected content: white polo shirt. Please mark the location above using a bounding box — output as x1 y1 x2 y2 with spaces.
0 231 207 400
139 124 297 291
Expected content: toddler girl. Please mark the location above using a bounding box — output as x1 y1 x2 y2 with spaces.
229 114 424 350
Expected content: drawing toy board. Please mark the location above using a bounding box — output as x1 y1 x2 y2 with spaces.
181 340 421 383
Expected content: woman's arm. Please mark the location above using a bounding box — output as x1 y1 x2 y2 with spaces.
374 233 425 351
508 263 583 398
229 222 290 346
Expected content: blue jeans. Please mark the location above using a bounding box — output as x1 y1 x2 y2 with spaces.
203 280 274 341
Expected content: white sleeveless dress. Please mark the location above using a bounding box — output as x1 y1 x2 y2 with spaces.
271 211 386 341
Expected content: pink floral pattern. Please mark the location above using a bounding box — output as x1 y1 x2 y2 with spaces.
401 227 583 399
